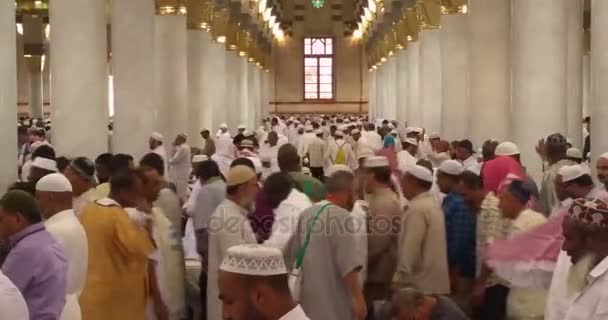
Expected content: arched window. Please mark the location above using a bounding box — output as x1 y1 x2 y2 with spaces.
304 37 334 100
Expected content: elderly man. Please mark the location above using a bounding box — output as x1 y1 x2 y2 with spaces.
64 157 99 216
596 153 608 190
218 244 310 320
556 165 606 204
362 156 402 307
207 165 260 320
398 138 419 174
290 167 366 320
36 174 88 320
395 165 450 295
0 190 68 319
168 133 192 200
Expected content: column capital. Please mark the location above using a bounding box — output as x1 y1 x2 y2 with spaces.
210 7 230 43
187 0 213 30
405 7 420 42
416 0 441 30
155 0 187 15
440 0 468 15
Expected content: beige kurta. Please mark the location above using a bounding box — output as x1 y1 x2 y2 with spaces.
393 192 450 295
207 199 257 320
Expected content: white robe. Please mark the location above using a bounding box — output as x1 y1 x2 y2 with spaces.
44 209 88 320
152 145 168 176
325 138 358 171
168 144 192 200
264 189 312 253
0 270 28 320
397 150 418 173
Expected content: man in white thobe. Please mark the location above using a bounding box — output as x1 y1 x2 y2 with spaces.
149 132 167 176
397 138 419 174
213 123 236 177
325 131 358 172
35 174 88 320
168 133 192 200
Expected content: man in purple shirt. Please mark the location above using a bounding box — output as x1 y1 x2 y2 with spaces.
0 190 67 320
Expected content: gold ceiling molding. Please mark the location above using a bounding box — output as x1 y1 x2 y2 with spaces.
416 0 441 30
225 22 239 51
405 7 419 42
155 0 187 15
395 20 408 50
440 0 468 15
187 0 214 30
211 8 230 42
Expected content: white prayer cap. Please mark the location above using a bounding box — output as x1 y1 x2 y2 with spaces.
258 125 266 131
219 123 228 129
405 127 415 134
438 160 464 176
325 164 352 177
600 152 608 160
297 124 305 130
178 132 188 139
150 132 163 142
465 165 482 176
238 124 246 130
357 145 375 159
558 164 590 183
363 156 389 168
387 123 395 129
495 141 520 156
315 129 324 135
390 129 398 134
404 138 418 146
414 127 423 133
351 129 360 135
302 167 311 175
220 244 287 276
247 157 263 174
567 147 583 159
334 131 344 137
243 130 253 137
192 155 208 163
305 125 313 132
429 132 440 139
32 157 58 172
240 139 254 148
226 165 257 186
406 165 434 183
344 119 351 124
338 125 348 132
35 173 72 193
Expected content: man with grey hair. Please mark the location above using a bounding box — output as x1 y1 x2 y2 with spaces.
377 286 468 320
289 166 367 320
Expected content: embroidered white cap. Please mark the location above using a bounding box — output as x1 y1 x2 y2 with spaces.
558 164 590 183
438 160 464 176
325 164 352 177
35 173 72 192
406 165 434 183
150 132 163 142
32 157 58 172
220 244 287 276
495 141 520 156
404 138 418 146
363 156 389 168
566 147 583 160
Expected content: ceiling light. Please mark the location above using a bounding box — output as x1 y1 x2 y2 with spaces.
353 29 362 39
258 0 267 14
34 0 42 8
16 23 23 35
216 36 227 43
44 24 50 39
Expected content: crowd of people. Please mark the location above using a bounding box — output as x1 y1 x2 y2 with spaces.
1 114 607 320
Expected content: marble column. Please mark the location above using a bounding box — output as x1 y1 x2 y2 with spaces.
225 52 241 132
248 63 261 129
112 0 155 159
49 0 108 159
369 69 377 120
375 65 385 119
406 41 421 126
384 56 398 120
26 57 43 118
591 0 608 162
0 2 17 190
583 53 590 121
204 40 228 132
155 11 188 142
566 0 584 148
237 57 250 129
440 14 469 140
512 0 568 181
187 29 211 147
468 0 510 146
419 29 442 133
396 50 408 126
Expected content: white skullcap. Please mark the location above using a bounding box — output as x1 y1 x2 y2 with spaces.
495 141 520 156
315 129 324 135
600 152 608 160
404 138 418 146
258 126 266 131
219 123 228 129
351 129 360 135
334 131 344 137
566 147 583 159
390 129 398 134
178 132 188 139
405 127 415 134
465 165 482 176
35 173 73 192
247 157 263 174
387 123 395 129
438 160 464 176
297 124 305 130
192 155 208 163
151 132 163 142
338 125 348 132
305 125 313 132
406 165 434 183
32 157 58 172
414 127 423 133
363 156 389 168
302 167 312 175
239 139 255 148
558 164 590 183
238 124 246 130
429 132 440 139
243 130 253 137
220 244 287 276
325 164 353 177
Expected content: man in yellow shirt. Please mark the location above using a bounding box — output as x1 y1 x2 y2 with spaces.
79 169 155 320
